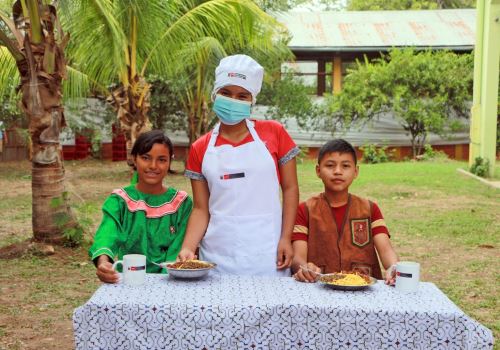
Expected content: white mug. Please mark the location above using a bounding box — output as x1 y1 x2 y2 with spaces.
112 254 146 286
395 261 420 292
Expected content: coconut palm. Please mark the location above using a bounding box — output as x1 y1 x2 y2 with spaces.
0 0 81 243
59 0 289 164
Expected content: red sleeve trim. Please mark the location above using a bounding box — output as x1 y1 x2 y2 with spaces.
292 202 309 241
371 202 390 237
292 233 308 242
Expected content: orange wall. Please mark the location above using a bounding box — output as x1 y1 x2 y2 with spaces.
60 143 471 162
305 144 469 162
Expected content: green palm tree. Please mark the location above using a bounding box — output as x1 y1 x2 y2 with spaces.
0 0 81 243
60 0 289 164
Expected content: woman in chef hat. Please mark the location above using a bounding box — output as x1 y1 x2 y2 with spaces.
179 54 299 276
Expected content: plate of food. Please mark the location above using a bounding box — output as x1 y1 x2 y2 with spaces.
157 259 216 279
317 271 377 291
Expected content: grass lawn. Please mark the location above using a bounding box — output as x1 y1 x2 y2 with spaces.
0 158 498 349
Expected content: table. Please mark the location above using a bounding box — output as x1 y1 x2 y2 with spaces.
73 274 494 349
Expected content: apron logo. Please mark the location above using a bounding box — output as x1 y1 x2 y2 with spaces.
128 266 146 271
169 225 176 234
220 172 245 180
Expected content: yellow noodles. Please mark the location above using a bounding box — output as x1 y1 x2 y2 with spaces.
320 272 370 286
329 274 368 286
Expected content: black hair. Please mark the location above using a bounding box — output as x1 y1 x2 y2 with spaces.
131 130 174 170
318 139 357 165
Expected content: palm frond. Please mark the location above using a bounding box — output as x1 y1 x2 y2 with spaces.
63 65 108 102
172 37 228 98
0 45 20 100
59 0 127 87
142 0 288 77
0 10 24 60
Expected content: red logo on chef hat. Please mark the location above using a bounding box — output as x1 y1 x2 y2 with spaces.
228 72 246 80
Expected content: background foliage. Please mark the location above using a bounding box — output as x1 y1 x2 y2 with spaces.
346 0 476 10
331 49 474 157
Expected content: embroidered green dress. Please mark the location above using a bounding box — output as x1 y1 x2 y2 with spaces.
89 185 193 273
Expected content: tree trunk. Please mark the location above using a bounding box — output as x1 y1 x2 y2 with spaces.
15 1 79 243
108 75 152 166
410 132 417 158
416 134 427 156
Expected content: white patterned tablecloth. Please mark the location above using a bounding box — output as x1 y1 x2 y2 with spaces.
73 274 493 350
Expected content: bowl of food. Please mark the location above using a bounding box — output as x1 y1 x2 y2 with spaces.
164 259 216 279
318 271 376 291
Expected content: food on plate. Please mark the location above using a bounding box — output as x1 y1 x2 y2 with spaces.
320 271 370 286
167 260 213 270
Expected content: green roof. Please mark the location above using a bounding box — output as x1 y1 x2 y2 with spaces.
276 9 475 52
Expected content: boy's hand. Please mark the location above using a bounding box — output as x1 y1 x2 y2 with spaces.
276 238 293 269
177 248 197 262
385 264 397 286
96 255 120 284
293 262 320 283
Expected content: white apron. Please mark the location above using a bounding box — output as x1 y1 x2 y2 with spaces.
200 119 288 276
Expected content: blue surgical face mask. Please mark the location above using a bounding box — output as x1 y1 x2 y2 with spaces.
213 95 252 125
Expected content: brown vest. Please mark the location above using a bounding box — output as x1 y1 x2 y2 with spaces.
306 193 382 279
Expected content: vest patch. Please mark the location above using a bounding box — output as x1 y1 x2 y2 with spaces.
350 218 371 247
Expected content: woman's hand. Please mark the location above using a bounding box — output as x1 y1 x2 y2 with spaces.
96 255 119 284
177 248 197 262
385 264 397 286
276 238 293 269
293 262 321 283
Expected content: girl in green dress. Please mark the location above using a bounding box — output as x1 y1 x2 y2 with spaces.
89 130 193 283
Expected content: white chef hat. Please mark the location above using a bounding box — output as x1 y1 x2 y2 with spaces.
211 54 264 104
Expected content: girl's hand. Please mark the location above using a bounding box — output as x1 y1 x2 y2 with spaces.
293 262 321 283
177 248 197 262
385 264 397 286
96 255 120 284
276 238 293 269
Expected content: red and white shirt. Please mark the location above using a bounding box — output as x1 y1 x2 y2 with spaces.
292 200 389 241
185 119 299 182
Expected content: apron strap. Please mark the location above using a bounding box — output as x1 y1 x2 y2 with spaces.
207 119 268 153
207 122 221 149
245 119 269 154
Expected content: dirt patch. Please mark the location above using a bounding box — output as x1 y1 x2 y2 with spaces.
0 245 99 350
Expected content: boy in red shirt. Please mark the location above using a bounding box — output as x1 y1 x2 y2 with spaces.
292 139 398 284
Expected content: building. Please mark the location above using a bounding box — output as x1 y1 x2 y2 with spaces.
0 10 477 162
271 9 477 160
276 9 475 95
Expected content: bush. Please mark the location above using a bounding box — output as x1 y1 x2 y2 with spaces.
360 144 391 164
418 144 449 161
470 157 490 178
296 146 310 164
